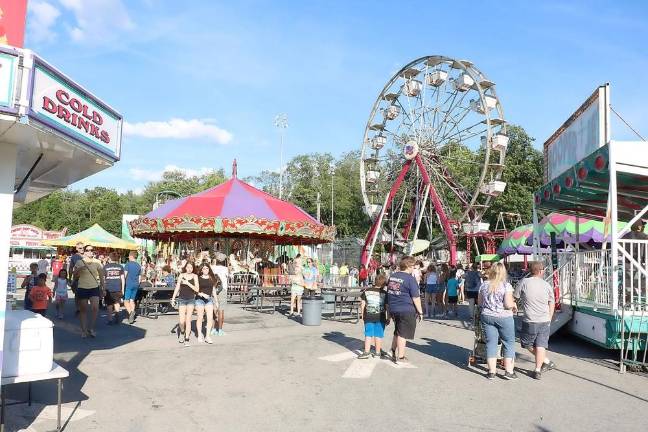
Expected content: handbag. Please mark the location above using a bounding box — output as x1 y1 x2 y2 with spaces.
79 259 103 291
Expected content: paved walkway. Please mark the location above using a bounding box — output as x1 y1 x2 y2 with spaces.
4 301 648 431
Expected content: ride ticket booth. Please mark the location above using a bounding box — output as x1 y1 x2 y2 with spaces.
0 45 123 429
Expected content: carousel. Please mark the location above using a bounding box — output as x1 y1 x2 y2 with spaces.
128 161 335 287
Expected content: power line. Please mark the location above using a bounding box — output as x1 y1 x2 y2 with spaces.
610 105 646 141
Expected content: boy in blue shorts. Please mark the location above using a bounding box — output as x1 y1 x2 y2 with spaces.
445 273 460 317
358 274 390 359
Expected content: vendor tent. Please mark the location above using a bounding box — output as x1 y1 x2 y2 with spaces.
43 224 138 250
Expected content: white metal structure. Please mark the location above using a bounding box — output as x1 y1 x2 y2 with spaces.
360 56 507 266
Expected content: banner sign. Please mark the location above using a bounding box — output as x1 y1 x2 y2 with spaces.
30 62 123 160
0 0 28 48
544 84 610 182
0 51 16 108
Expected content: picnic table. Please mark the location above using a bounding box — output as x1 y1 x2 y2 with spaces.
245 285 290 314
138 282 175 318
321 287 363 323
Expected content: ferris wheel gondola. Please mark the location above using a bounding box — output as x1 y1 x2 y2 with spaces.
360 56 509 266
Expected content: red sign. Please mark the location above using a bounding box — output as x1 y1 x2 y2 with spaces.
42 89 111 144
0 0 28 48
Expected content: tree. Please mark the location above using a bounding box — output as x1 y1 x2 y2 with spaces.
484 125 544 225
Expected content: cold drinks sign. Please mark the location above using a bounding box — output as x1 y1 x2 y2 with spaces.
30 62 122 160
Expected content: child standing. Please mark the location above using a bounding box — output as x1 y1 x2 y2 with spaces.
53 269 70 319
425 264 439 318
358 274 390 359
29 274 52 317
445 273 460 317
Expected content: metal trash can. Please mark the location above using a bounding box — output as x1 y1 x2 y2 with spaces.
301 295 323 326
322 291 335 312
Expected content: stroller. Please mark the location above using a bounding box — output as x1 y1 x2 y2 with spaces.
468 305 502 367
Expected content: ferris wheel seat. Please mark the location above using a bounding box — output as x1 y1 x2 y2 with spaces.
366 170 380 183
470 95 498 114
463 222 491 234
383 105 401 120
400 68 421 79
481 180 507 196
402 79 423 97
476 79 496 89
426 70 448 87
365 204 382 219
453 74 475 92
370 123 385 131
490 134 509 152
371 135 386 149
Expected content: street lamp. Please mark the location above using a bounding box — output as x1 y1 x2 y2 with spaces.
274 113 288 199
330 162 335 266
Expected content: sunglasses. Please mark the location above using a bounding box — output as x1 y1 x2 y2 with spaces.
85 249 94 252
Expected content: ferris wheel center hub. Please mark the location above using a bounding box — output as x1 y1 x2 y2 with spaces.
403 140 419 160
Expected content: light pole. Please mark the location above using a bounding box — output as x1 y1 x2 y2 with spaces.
274 113 288 199
330 162 335 266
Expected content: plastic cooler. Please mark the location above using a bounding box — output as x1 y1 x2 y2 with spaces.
2 310 53 377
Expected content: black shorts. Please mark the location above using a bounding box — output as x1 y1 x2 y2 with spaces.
465 290 478 300
76 287 100 299
520 321 551 349
104 290 123 306
391 312 417 340
448 296 458 304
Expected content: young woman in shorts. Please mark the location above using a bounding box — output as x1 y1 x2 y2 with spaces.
195 263 217 344
425 264 439 318
171 262 199 347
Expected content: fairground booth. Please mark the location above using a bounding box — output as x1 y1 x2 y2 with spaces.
0 6 123 411
532 84 648 372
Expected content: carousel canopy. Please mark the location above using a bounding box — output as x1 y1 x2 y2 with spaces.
43 224 139 250
129 161 335 244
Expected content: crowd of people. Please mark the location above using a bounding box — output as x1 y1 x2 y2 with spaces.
21 242 558 378
356 255 558 380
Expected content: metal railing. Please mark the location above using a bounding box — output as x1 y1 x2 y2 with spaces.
618 240 648 311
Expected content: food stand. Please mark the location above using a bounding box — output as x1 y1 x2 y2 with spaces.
0 45 123 384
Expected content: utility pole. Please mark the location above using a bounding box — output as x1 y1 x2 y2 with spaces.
274 114 288 199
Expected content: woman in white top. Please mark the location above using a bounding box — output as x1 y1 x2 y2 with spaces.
53 268 70 319
425 264 439 318
210 254 229 336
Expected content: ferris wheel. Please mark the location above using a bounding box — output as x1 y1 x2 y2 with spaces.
360 55 509 266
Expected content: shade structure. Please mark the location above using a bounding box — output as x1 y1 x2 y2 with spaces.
527 213 648 246
497 224 533 256
129 169 335 245
43 224 139 250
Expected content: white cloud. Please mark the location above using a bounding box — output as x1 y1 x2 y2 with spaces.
129 165 214 182
59 0 134 44
123 118 233 144
27 1 61 43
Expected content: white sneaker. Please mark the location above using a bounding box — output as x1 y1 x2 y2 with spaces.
205 336 213 344
198 334 204 343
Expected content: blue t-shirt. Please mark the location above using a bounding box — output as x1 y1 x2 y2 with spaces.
386 271 420 314
124 261 141 288
103 263 124 292
164 274 175 288
446 278 459 297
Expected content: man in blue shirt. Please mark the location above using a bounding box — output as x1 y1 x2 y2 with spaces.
387 255 423 363
123 251 142 324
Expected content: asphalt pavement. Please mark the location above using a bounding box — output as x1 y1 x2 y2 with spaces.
4 299 648 432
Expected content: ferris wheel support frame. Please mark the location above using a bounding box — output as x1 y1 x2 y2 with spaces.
361 154 458 268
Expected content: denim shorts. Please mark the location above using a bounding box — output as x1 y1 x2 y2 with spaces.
177 298 194 307
124 286 139 301
195 296 214 307
364 321 385 338
481 313 516 359
426 283 438 294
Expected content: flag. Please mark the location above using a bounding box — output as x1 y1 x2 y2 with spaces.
0 0 28 48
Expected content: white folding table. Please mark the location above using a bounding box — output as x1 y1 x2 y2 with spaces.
0 362 69 432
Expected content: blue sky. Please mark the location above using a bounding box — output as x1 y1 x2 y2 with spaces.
25 0 648 193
